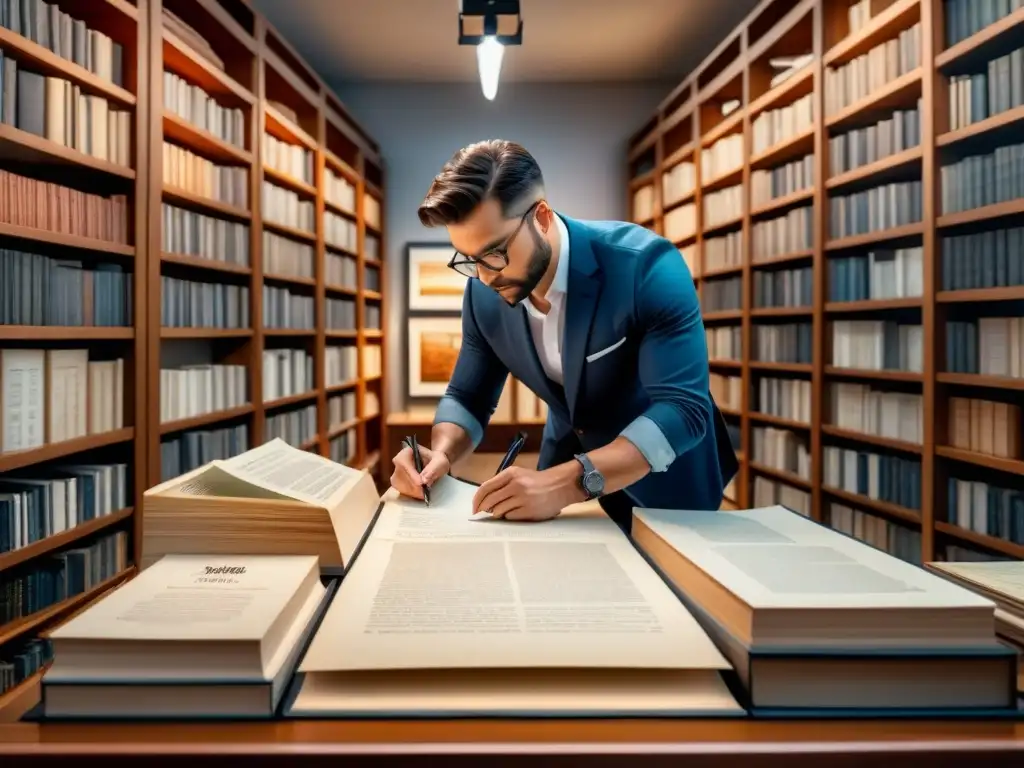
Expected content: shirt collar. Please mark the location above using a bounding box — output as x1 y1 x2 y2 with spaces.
549 212 570 298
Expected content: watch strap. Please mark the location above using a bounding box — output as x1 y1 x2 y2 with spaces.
574 452 596 475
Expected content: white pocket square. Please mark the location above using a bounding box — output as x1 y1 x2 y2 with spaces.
585 336 626 363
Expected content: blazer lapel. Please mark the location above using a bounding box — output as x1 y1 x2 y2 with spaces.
561 216 602 420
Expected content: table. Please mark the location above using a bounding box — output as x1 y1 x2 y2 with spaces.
1 719 1024 766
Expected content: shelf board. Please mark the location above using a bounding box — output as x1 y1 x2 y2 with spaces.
823 0 921 67
750 306 812 318
821 425 923 455
822 486 922 526
747 361 813 373
160 327 253 339
749 128 816 171
0 428 134 474
661 141 697 172
701 165 743 194
263 165 317 199
0 27 136 107
749 462 812 490
264 272 317 288
0 122 135 179
751 249 815 268
937 104 1024 149
936 446 1024 478
824 366 923 383
934 521 1024 560
825 297 923 312
0 507 134 573
264 390 319 411
264 219 317 243
265 104 317 151
162 185 252 220
748 64 815 119
160 404 255 435
702 310 744 322
701 108 744 148
935 7 1024 73
324 198 358 219
825 146 923 190
0 326 134 341
326 378 360 393
825 222 924 251
163 111 253 166
0 222 135 256
750 188 814 218
0 665 46 723
936 373 1024 391
824 68 922 131
749 413 810 430
702 264 743 280
0 567 134 647
702 214 744 237
937 199 1024 229
937 286 1024 303
161 252 253 275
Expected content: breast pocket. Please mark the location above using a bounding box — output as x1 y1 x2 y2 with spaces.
585 336 627 363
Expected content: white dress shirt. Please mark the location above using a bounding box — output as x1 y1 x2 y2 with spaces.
523 214 570 384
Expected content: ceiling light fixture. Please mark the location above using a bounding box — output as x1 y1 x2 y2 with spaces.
458 0 522 101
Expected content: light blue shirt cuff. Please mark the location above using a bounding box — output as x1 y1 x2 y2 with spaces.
434 395 484 449
620 415 676 473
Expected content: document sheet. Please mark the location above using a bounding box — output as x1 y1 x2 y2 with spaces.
301 476 729 673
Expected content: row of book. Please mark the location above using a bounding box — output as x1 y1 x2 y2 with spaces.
752 322 812 364
751 91 813 156
663 202 695 243
264 232 313 279
701 276 741 313
661 159 695 208
159 364 248 425
948 396 1022 460
943 0 1024 48
945 475 1024 547
160 276 249 329
751 425 810 479
823 445 922 511
163 140 248 209
829 383 923 444
159 422 248 481
263 181 315 234
3 53 132 167
329 428 357 463
163 69 245 150
831 320 924 372
828 501 921 564
265 403 317 447
942 226 1024 290
709 371 741 411
823 22 921 117
0 463 128 555
940 141 1024 215
262 348 314 402
161 203 249 266
706 324 742 361
946 317 1024 378
703 230 742 272
948 44 1024 133
827 101 921 177
701 132 743 183
263 132 313 186
828 179 923 240
328 390 357 427
0 0 125 87
324 169 356 214
703 185 743 229
263 285 315 331
325 210 359 253
752 265 812 309
753 376 810 422
0 250 130 327
326 297 356 330
751 474 811 515
751 153 812 207
827 246 924 302
1 349 124 453
751 205 813 261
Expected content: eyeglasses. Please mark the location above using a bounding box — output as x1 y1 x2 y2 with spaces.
447 201 541 278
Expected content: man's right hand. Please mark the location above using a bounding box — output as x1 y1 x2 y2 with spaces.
390 442 451 500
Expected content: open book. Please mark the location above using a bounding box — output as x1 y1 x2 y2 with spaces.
285 474 742 718
142 439 381 573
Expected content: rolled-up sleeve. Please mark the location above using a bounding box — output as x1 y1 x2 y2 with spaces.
619 243 712 471
433 283 509 448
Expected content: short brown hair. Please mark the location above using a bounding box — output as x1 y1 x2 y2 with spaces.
418 140 544 228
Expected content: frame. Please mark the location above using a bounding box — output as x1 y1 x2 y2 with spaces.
406 242 468 311
407 316 463 397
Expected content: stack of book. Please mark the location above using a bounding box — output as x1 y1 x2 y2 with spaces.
926 561 1024 696
631 505 1018 716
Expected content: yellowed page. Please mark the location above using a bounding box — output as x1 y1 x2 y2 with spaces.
929 561 1024 603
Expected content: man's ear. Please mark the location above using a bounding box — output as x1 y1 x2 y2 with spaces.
534 200 554 233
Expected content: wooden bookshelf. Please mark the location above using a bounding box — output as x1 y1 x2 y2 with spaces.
626 0 1024 566
0 0 387 722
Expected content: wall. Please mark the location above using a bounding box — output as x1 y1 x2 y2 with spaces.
333 81 672 413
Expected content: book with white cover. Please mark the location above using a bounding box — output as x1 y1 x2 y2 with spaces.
632 505 996 649
285 475 742 718
42 554 330 719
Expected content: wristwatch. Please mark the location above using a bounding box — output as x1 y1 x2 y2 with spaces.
574 453 605 500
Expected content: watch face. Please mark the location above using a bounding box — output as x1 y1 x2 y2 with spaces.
584 472 604 495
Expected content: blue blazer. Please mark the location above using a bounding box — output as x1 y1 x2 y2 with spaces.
434 214 738 511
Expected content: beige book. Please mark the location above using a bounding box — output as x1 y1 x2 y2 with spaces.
633 506 1015 712
633 505 996 649
288 475 740 718
142 438 380 572
43 554 327 718
926 561 1024 616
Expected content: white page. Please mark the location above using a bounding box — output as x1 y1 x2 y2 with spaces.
210 438 364 506
373 475 623 544
635 505 994 610
50 554 320 641
301 533 730 673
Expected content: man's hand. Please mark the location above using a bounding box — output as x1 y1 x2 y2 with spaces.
472 464 584 521
390 443 450 500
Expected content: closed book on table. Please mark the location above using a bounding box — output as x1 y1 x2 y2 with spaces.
142 438 380 574
284 475 744 718
42 554 332 719
631 505 1019 716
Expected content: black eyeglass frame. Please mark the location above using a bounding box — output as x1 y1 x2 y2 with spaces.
447 200 542 277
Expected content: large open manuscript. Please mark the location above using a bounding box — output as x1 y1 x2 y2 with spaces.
288 475 742 717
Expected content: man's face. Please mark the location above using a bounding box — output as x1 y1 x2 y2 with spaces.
448 199 553 305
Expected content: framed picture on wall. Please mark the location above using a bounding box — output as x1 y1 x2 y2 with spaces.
407 316 463 398
406 242 468 311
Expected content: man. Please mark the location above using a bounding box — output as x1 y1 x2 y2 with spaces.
391 139 737 531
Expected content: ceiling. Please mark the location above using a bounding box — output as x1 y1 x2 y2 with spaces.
250 0 761 84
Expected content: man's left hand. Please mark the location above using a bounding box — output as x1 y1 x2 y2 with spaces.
472 465 582 521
